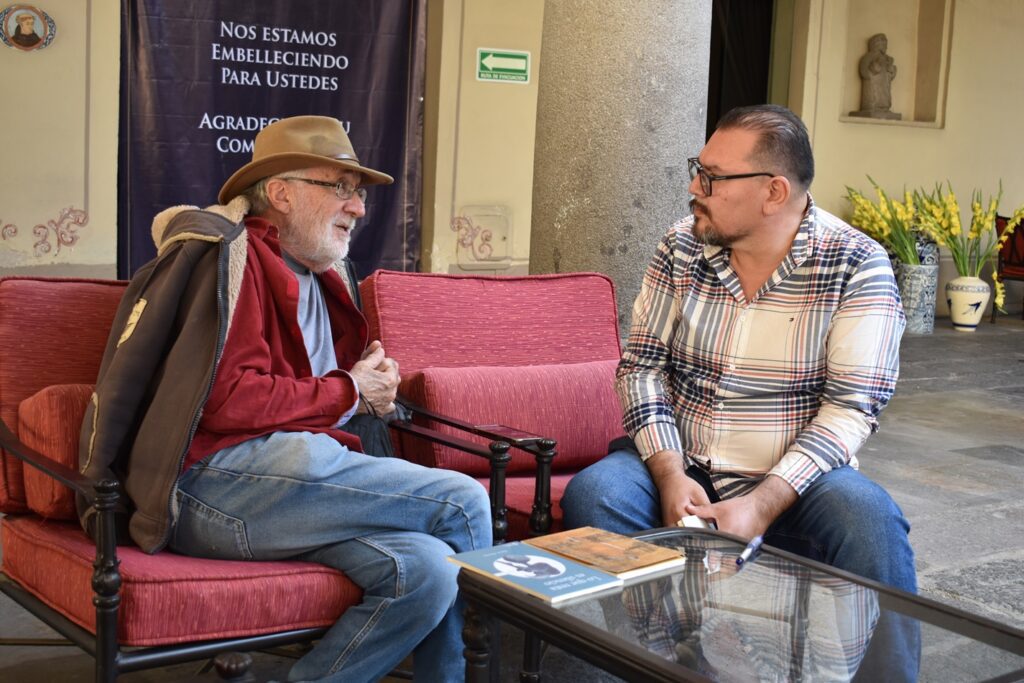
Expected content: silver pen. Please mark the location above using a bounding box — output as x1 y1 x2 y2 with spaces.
736 535 764 568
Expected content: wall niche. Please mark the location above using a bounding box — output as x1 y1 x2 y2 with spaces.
840 0 953 128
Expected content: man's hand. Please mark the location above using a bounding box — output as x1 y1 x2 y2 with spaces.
349 340 399 415
686 475 798 540
646 450 712 528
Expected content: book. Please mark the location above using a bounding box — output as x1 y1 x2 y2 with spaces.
448 541 624 605
524 526 686 582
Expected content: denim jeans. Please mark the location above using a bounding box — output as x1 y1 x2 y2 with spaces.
170 431 492 682
561 450 921 682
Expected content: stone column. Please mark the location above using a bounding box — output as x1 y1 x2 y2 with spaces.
529 0 712 333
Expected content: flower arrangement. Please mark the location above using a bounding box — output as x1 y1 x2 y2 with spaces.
845 177 921 265
914 183 1024 312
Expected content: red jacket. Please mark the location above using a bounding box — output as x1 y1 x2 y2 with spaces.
184 217 368 470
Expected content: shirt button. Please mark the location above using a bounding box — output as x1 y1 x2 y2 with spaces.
716 402 724 410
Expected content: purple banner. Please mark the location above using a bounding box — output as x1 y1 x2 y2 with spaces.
118 0 424 278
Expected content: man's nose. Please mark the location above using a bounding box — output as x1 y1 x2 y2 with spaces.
345 195 366 218
688 173 705 197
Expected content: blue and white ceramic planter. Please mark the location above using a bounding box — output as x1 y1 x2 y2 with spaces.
945 276 991 331
896 263 938 334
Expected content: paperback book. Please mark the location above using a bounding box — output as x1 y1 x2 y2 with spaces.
524 526 686 581
448 541 624 605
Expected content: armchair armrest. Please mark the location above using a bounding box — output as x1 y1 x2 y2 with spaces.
393 397 557 541
0 417 124 664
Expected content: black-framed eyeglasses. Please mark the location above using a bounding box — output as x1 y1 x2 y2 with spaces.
687 157 775 196
279 176 367 202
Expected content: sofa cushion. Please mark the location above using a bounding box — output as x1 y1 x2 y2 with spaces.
0 277 126 514
18 384 93 520
360 271 621 375
399 360 624 476
1 516 361 646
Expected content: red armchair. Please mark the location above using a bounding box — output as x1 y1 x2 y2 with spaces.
0 277 364 681
360 270 626 542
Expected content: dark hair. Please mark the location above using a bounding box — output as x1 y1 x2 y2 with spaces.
716 104 814 191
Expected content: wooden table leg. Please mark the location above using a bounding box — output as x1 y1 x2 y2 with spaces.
463 599 492 683
519 632 542 682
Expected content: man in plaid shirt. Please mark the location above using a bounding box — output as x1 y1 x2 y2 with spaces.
562 105 918 679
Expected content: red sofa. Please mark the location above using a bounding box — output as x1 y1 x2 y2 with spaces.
0 270 626 679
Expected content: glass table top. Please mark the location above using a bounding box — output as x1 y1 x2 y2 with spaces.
542 529 1024 682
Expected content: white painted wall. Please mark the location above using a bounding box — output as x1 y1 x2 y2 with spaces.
422 0 544 275
0 0 119 276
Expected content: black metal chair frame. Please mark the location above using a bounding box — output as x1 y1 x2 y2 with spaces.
392 396 557 544
0 402 556 681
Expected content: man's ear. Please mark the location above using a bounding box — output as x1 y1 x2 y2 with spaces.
265 177 294 214
762 175 792 216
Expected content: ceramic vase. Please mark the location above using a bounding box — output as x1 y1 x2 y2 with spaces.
945 276 991 332
896 263 938 334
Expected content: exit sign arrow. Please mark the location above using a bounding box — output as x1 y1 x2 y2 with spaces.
477 48 530 83
482 52 526 72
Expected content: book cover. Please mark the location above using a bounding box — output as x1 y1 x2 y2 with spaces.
524 526 686 581
448 541 624 605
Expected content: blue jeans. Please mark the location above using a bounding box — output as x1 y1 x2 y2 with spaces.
562 450 920 682
170 432 492 683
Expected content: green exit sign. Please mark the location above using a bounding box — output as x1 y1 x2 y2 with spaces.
477 48 530 84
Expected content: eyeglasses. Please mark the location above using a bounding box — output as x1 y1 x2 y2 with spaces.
279 177 367 202
687 157 775 196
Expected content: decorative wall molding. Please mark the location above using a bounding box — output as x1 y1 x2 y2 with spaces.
0 207 89 258
0 0 102 269
451 215 495 261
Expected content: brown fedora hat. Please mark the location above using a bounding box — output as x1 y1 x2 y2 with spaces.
218 115 394 204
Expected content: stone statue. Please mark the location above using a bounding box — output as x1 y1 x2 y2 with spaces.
849 33 901 120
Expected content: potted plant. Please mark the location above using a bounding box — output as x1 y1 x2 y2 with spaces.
914 183 1024 330
846 178 938 334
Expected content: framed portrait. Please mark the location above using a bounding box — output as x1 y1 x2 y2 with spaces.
1 4 55 51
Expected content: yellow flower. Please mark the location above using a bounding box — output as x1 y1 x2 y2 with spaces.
846 178 919 264
968 198 983 240
999 208 1023 247
993 276 1006 312
945 193 962 234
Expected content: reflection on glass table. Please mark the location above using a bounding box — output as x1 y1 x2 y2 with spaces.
611 536 878 681
459 529 1024 682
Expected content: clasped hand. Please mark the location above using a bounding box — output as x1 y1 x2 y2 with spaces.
651 449 793 540
349 340 399 416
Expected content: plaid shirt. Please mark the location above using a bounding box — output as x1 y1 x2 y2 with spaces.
618 198 905 497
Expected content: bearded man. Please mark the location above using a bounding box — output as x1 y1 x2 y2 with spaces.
80 116 491 682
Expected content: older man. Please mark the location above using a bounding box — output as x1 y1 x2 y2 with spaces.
561 104 918 680
79 116 491 682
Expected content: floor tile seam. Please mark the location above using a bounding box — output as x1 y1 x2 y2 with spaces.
889 389 1024 402
909 500 1024 518
862 452 1024 471
911 458 1024 472
915 548 1024 575
917 586 1024 628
